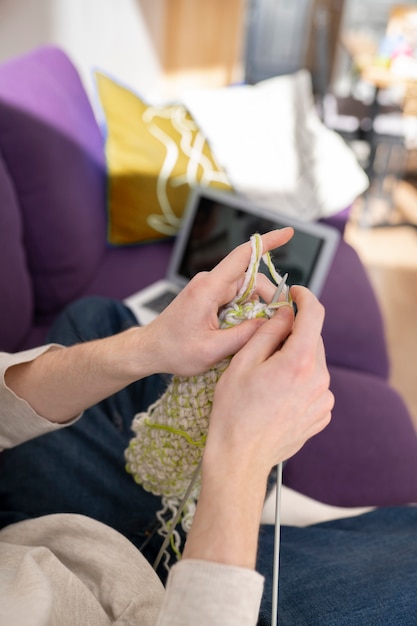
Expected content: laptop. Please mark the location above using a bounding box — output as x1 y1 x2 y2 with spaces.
124 187 340 325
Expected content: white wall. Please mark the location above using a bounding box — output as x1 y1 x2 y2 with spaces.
0 0 53 59
0 0 165 100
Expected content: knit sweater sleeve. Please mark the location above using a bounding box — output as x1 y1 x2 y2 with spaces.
0 347 80 450
156 559 264 626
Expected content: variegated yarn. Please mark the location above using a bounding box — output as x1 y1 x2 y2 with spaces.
125 233 289 564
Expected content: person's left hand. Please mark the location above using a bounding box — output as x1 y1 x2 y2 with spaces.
143 228 294 376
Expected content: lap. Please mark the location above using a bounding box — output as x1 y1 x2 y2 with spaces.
257 505 417 625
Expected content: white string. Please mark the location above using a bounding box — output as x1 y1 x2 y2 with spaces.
153 459 202 571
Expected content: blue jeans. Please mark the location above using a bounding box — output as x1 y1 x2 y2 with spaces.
1 297 417 624
257 506 417 625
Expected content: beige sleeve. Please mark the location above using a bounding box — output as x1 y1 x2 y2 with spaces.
0 347 80 450
0 513 165 626
157 559 265 626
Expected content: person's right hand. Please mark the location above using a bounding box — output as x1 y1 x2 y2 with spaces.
183 285 333 570
204 285 334 479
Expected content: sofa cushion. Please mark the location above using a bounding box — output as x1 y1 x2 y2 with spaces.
283 365 417 507
94 71 231 246
85 239 174 301
0 46 107 314
321 239 389 378
0 154 33 352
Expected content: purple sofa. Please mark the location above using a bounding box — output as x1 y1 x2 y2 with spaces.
1 46 417 509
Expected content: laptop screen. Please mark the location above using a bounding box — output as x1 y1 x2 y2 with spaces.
176 192 327 290
124 188 340 324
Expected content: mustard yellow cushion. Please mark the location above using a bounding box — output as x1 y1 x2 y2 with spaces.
95 72 231 245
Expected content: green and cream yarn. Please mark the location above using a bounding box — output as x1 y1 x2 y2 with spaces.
125 233 289 563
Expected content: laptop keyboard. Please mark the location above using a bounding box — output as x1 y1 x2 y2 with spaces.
143 289 179 313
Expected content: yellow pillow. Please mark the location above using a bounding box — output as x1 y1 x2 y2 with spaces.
95 72 232 245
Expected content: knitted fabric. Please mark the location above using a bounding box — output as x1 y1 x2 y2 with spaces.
125 233 288 562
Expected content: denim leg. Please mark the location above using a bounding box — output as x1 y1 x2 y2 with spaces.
257 505 417 625
46 295 138 345
0 297 171 571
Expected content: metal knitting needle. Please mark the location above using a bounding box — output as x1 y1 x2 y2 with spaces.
271 273 289 304
271 276 290 626
271 462 283 626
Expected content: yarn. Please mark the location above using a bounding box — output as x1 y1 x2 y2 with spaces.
125 233 290 566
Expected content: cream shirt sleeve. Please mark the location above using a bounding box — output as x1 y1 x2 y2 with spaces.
0 347 80 450
157 559 265 626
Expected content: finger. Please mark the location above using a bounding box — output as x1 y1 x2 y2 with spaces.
234 304 295 366
281 286 325 358
315 336 329 372
300 392 334 441
209 228 294 301
253 273 281 304
208 316 268 363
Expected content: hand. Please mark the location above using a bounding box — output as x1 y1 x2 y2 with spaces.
204 285 334 478
183 287 333 569
143 228 294 376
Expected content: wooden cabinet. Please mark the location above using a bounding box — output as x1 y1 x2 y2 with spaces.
140 0 246 93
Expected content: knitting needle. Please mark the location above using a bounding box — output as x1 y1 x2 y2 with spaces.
271 273 289 304
270 275 289 626
271 462 283 626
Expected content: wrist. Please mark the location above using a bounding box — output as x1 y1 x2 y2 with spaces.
183 446 268 569
203 419 273 490
201 448 269 530
109 325 162 382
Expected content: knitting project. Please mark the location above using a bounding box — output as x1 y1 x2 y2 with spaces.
125 233 289 565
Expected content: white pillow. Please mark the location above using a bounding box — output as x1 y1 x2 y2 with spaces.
182 71 369 221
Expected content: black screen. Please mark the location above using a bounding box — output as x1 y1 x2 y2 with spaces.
178 196 324 287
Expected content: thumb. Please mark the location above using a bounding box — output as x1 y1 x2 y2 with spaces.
238 304 294 364
212 317 268 361
211 303 294 365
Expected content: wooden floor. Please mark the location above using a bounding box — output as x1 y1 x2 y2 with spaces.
345 182 417 430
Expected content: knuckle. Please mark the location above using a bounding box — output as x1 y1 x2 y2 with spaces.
189 271 210 289
293 350 316 379
322 368 332 393
184 272 211 301
327 389 335 412
317 301 326 320
311 296 325 317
